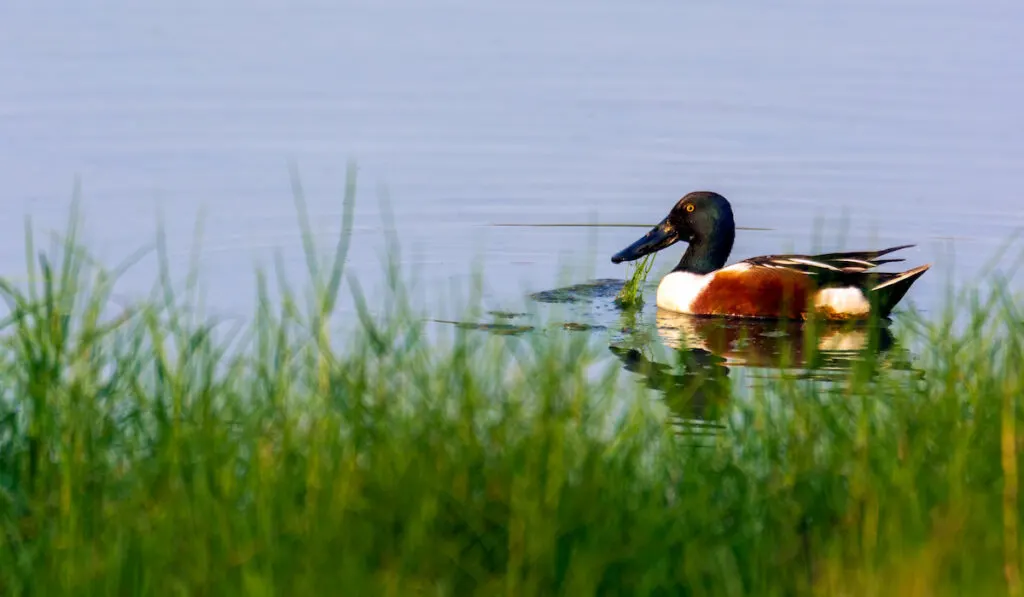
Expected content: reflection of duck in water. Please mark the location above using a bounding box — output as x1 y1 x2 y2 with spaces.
610 309 914 426
611 191 930 321
654 310 900 374
608 343 732 425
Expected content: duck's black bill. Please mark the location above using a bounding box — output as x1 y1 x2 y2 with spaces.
611 217 680 263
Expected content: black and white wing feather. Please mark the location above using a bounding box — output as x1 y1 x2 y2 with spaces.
741 244 915 287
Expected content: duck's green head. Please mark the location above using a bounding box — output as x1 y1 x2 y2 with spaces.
611 191 736 274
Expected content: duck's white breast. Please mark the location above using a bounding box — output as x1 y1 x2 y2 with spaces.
655 263 753 314
655 271 712 313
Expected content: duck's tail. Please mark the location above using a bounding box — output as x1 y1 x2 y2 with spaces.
870 264 931 317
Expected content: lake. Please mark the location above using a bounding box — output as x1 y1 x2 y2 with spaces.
2 0 1022 376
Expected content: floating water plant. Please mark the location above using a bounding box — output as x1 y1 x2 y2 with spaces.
615 252 656 308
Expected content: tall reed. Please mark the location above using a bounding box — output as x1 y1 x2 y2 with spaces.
0 171 1021 596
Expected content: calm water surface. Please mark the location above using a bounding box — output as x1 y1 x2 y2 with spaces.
3 1 1023 397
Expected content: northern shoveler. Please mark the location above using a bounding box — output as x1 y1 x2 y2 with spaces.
611 191 930 320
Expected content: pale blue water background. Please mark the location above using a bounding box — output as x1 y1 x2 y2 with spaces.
2 0 1023 327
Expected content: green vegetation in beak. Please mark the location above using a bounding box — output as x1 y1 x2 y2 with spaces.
614 252 656 308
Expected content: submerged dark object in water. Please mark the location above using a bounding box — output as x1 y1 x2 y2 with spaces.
431 319 535 336
431 318 605 336
528 279 624 304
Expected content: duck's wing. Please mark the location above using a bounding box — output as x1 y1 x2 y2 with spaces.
740 244 916 287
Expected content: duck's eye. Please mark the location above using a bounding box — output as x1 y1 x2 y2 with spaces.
685 204 695 213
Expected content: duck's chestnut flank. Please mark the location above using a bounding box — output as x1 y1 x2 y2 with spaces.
688 267 812 319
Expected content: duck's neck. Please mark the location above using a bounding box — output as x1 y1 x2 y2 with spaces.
675 231 734 275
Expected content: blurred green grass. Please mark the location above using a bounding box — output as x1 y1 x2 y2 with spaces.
1 167 1022 596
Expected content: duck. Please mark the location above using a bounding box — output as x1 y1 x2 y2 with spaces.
610 191 930 320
